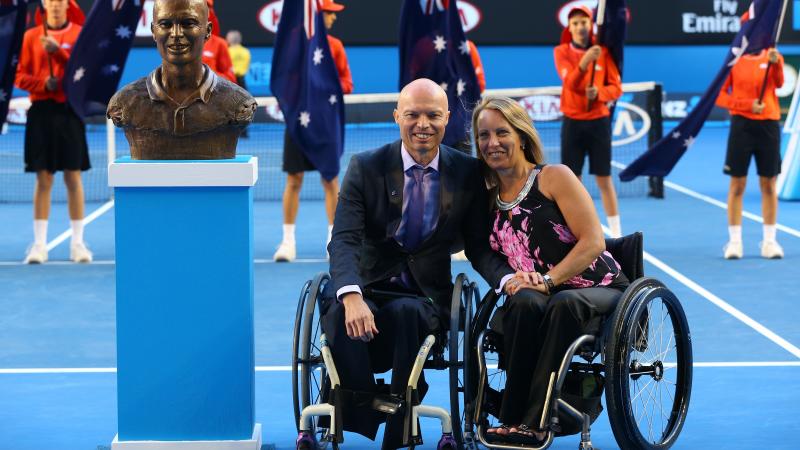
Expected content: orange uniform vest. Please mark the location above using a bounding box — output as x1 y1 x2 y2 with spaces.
15 22 82 103
716 50 784 121
553 42 622 120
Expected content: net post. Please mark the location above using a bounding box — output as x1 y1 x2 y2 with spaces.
647 83 665 199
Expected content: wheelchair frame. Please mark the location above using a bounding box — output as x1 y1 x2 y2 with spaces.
291 272 481 450
469 233 694 450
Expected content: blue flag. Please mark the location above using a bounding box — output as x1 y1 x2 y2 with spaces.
63 0 144 119
270 0 345 181
620 0 783 181
399 0 480 146
0 0 27 124
596 0 627 77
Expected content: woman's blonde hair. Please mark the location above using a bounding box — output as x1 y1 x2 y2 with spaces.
471 96 545 187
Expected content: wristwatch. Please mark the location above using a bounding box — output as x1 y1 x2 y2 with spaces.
542 274 555 293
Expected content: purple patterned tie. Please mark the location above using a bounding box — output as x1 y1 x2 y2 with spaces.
403 165 427 251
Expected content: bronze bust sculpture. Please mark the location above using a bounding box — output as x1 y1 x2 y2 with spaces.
107 0 256 160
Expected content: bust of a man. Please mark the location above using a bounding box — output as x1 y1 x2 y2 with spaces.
107 0 256 160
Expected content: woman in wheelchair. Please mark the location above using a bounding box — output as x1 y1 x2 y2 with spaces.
472 96 629 445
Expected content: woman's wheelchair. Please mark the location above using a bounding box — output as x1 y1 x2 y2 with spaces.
291 271 482 449
468 232 693 450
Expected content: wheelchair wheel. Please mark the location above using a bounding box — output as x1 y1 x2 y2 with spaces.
448 274 477 449
292 272 331 449
468 291 506 437
605 277 693 449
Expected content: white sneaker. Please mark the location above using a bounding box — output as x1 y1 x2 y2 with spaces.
761 241 784 259
451 250 468 261
273 241 296 262
723 241 743 260
24 243 48 264
70 242 93 263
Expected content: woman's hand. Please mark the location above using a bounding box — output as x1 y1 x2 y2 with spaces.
505 271 548 295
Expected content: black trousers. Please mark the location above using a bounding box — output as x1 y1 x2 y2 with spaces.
320 296 441 449
490 287 622 428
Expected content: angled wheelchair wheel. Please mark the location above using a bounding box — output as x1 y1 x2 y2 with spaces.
469 291 506 437
448 274 477 449
605 277 693 449
292 272 331 449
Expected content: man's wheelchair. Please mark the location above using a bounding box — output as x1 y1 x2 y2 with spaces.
468 232 693 450
292 272 482 449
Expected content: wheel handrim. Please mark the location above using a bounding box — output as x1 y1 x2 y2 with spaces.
622 289 691 447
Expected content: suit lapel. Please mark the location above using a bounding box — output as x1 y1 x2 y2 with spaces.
385 141 404 239
436 145 455 231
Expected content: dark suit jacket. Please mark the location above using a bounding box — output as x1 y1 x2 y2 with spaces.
326 140 513 316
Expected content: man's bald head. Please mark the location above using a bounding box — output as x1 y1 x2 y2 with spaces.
394 78 450 163
397 78 448 112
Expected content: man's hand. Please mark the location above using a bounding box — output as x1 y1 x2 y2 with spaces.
45 76 58 92
40 36 59 54
752 99 765 115
586 86 598 101
579 45 602 71
342 292 379 342
768 48 780 64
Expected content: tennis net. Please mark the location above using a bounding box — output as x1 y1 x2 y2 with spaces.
0 82 662 202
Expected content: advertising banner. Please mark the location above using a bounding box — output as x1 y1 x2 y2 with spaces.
76 0 800 47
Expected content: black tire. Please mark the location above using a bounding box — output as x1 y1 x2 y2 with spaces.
449 274 474 449
605 277 693 449
467 290 504 436
291 272 331 449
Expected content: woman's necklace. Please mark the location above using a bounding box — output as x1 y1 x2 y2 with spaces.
496 166 538 211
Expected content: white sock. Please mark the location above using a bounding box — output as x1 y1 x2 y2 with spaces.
607 215 621 238
33 220 48 245
283 224 296 245
327 225 333 246
728 225 742 243
70 220 84 246
763 224 777 243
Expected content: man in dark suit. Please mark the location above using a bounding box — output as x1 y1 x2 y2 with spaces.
319 78 519 449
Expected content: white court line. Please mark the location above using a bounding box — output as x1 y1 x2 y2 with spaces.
45 200 115 251
610 160 800 238
603 223 800 360
3 361 800 374
643 249 800 359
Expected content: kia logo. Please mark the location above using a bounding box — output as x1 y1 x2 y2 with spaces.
259 0 481 34
518 95 561 122
457 1 481 33
258 0 282 34
135 0 154 37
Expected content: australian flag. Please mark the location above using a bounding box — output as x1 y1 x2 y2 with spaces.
596 0 627 78
270 0 345 181
63 0 144 119
620 0 783 181
0 0 27 124
399 0 480 146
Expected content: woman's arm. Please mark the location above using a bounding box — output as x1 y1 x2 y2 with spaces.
536 164 605 287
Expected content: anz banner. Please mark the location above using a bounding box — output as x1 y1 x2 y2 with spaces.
82 0 800 46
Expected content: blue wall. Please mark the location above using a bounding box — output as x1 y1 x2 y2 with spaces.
15 44 800 99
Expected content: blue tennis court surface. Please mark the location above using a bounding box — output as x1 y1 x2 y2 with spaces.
1 126 799 449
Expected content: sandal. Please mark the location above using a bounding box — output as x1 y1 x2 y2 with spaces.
486 424 513 436
508 424 545 445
